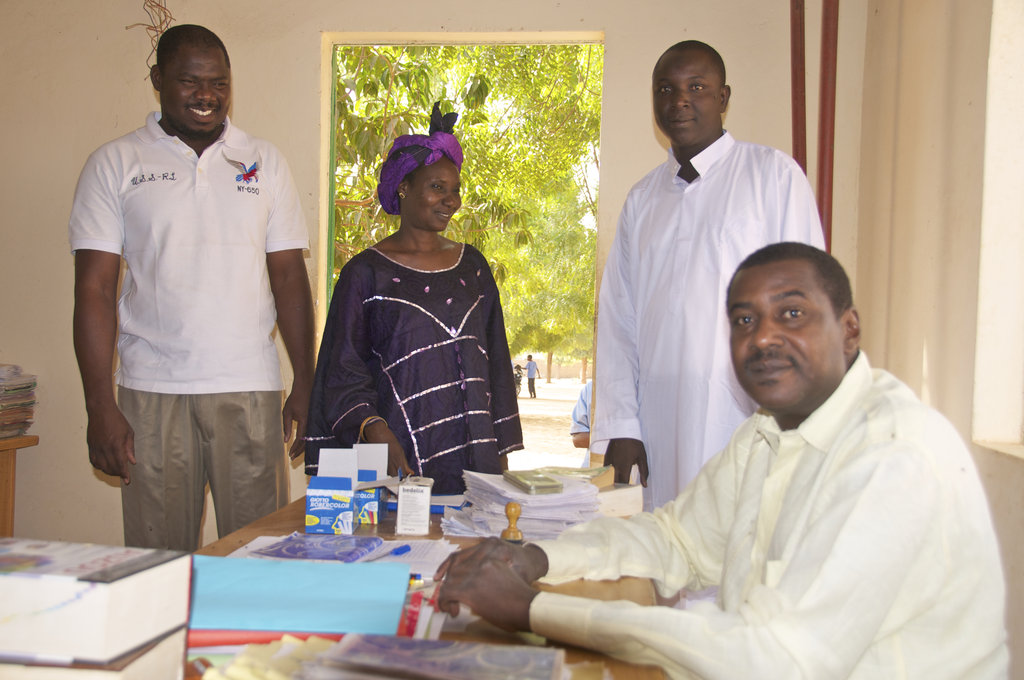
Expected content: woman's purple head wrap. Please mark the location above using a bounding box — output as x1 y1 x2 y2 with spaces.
377 102 464 215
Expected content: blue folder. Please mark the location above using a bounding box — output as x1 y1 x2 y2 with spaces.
190 555 409 635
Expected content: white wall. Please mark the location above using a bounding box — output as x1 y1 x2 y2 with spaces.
3 0 1020 670
855 1 1023 674
1 0 842 545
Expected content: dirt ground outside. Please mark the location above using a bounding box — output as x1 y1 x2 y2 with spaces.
506 378 591 471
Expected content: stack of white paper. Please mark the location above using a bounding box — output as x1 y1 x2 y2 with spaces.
441 471 600 540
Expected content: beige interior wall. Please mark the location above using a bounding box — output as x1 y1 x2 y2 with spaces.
857 0 1023 673
972 10 1024 667
857 0 989 418
0 0 823 544
1 0 1019 669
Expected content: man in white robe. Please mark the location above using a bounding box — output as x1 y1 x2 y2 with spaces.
592 40 824 509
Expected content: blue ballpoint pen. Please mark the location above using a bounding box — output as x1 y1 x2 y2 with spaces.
364 544 411 561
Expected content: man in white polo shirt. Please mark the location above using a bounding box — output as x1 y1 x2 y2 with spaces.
69 25 313 551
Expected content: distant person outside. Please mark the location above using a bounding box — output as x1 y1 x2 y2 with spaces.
570 380 592 450
525 355 540 398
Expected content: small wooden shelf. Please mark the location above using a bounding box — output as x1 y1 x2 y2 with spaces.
0 434 38 537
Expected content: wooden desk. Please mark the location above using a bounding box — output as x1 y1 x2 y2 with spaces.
0 435 37 537
198 498 666 679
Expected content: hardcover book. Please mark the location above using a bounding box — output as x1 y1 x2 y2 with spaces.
597 483 644 517
0 627 186 679
0 538 191 665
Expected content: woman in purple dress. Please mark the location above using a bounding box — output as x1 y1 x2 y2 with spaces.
305 104 523 494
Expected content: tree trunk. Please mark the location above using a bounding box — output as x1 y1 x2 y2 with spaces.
546 352 553 383
580 357 589 383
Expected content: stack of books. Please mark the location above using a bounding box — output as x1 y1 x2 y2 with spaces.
0 538 192 678
0 364 37 439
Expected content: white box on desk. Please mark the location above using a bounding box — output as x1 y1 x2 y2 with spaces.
305 444 392 534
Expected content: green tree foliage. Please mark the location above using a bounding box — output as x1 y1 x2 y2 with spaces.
331 43 602 364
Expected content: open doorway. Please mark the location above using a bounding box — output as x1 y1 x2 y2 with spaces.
327 42 603 468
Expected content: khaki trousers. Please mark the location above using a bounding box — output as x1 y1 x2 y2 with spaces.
118 388 287 551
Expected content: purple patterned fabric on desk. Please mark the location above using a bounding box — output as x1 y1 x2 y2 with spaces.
306 244 523 494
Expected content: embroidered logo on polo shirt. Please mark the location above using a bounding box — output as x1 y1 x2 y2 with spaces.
225 156 260 183
224 153 261 184
224 153 263 195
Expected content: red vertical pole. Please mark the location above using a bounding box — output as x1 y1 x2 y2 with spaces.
817 0 839 252
790 0 807 173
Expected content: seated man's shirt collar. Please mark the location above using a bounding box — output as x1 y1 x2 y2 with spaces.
754 351 871 452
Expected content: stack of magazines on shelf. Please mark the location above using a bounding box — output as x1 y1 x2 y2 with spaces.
0 364 36 439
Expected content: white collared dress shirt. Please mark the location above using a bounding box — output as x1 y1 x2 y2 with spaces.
534 354 1008 679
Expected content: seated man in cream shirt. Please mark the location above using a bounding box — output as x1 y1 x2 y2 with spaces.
435 242 1008 680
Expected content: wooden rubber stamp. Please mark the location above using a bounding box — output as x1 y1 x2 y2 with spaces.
500 500 524 543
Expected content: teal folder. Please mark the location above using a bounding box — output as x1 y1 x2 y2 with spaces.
189 555 409 635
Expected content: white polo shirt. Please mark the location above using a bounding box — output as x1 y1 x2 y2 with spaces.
69 113 309 394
